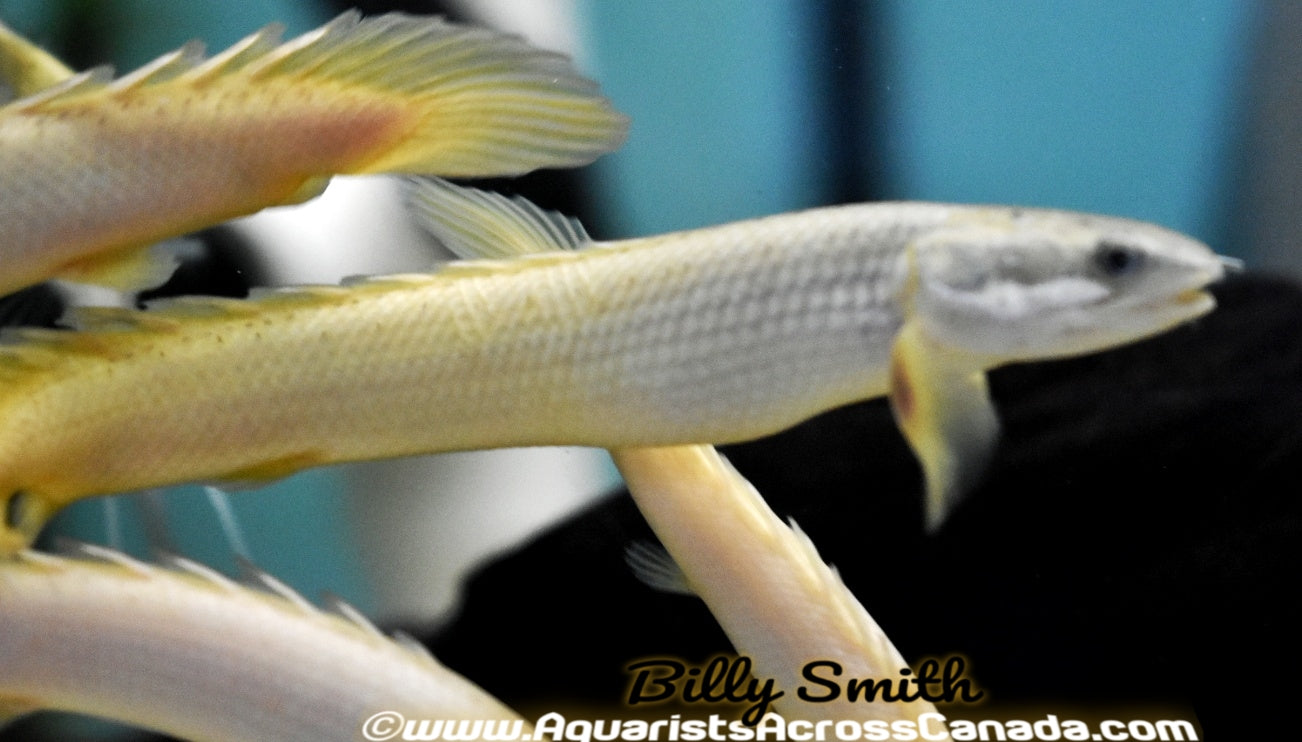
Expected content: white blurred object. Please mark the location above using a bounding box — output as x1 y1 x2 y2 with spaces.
230 175 440 286
347 448 617 625
448 0 584 61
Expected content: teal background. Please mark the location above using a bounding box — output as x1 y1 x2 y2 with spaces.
0 3 1268 737
0 0 1260 616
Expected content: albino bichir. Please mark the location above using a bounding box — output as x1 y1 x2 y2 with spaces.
0 177 1231 551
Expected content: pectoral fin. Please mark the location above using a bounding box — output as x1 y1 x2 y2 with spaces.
888 322 999 532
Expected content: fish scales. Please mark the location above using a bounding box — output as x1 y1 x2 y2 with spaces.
2 84 400 259
407 178 1227 534
0 204 925 514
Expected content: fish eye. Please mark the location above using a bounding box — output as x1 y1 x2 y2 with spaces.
1094 240 1145 277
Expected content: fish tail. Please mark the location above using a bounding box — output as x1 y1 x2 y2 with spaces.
22 12 629 178
252 12 630 177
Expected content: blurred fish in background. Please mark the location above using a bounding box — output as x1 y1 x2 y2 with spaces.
0 0 1294 740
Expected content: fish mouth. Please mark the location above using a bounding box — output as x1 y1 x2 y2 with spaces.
1137 287 1214 316
1105 285 1211 314
1175 288 1212 307
1134 261 1224 314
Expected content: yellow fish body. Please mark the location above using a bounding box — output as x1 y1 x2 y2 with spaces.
0 11 627 296
0 180 1226 551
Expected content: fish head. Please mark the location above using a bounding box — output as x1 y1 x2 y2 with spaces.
908 207 1229 364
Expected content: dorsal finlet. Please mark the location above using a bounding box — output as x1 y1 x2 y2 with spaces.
181 23 285 82
321 592 384 639
406 177 592 261
237 556 316 615
160 553 242 593
391 630 440 664
63 540 154 579
6 11 470 110
110 40 206 90
16 548 66 571
785 518 872 646
12 66 113 110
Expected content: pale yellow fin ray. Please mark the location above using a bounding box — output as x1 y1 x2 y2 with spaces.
888 322 999 531
237 557 317 615
407 177 591 261
268 14 631 175
11 66 112 110
110 40 205 89
159 553 243 593
0 18 75 99
8 11 625 178
321 593 386 639
180 23 284 82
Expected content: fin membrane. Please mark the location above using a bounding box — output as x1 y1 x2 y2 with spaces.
888 322 999 531
407 177 591 260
